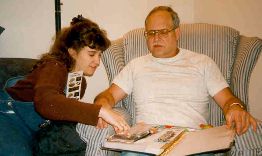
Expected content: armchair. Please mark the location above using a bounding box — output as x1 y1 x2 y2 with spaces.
101 23 262 155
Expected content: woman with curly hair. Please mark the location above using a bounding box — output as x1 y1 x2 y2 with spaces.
6 15 129 155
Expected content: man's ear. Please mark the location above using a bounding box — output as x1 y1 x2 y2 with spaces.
68 48 77 59
175 27 180 40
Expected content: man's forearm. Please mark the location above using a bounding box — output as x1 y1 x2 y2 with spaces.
213 88 245 115
94 90 116 108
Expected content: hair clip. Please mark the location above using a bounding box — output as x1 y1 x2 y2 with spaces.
76 14 83 21
71 14 84 25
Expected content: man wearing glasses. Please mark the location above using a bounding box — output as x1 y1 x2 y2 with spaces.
78 6 257 156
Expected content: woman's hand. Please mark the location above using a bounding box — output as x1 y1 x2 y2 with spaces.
98 106 130 134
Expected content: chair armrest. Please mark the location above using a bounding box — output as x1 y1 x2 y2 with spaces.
231 36 262 108
231 120 262 155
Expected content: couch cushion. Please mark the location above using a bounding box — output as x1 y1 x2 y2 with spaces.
0 58 37 89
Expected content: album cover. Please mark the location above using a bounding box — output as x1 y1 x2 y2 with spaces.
103 123 186 155
103 124 234 156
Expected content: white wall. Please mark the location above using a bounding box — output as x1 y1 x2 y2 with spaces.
0 0 55 58
61 0 195 102
0 0 261 118
61 0 195 40
193 0 262 121
194 0 262 38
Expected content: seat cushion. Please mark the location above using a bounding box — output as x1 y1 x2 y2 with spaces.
0 58 37 89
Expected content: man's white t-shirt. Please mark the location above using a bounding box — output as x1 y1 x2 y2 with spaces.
113 49 228 129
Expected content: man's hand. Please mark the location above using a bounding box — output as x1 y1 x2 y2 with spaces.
225 105 257 135
214 88 257 135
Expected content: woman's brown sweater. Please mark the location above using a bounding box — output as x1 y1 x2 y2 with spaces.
6 60 101 126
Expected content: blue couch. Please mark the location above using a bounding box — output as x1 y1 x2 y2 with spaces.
0 58 45 156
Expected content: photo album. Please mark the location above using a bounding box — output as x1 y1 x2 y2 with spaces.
103 122 187 155
103 123 235 156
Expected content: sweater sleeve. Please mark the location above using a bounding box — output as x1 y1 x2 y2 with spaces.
33 61 101 126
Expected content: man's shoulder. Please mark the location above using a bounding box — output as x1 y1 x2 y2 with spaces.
129 54 151 63
181 48 212 61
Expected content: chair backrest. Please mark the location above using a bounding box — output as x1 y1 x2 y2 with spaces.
123 24 240 84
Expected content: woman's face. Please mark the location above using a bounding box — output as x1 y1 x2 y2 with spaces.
69 46 101 76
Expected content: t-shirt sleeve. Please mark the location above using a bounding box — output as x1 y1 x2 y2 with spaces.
204 57 229 97
112 61 134 95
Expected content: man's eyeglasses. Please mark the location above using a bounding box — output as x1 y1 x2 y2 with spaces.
144 27 176 38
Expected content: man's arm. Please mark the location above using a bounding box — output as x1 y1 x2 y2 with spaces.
213 87 257 135
94 83 127 108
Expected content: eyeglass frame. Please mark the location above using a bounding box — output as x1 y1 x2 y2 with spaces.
144 27 177 38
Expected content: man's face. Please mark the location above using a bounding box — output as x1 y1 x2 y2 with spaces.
145 10 180 58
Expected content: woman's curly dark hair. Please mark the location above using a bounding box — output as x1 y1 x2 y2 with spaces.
37 15 111 71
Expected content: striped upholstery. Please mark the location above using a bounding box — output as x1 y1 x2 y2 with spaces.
101 38 126 109
230 36 262 155
178 24 239 127
76 108 131 156
102 38 125 84
231 36 262 107
178 23 239 84
123 28 149 64
82 23 262 156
